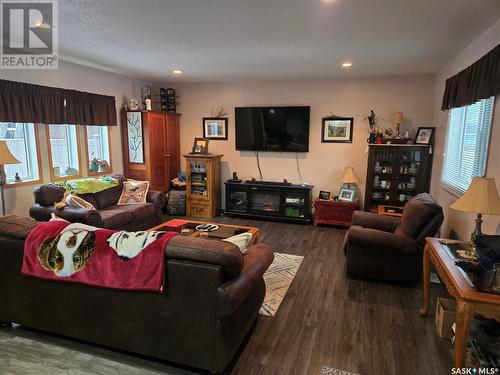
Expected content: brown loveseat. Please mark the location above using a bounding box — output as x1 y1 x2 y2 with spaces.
0 215 274 373
343 193 444 282
29 174 164 231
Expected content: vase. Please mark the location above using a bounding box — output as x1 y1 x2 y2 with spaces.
367 132 377 144
90 164 99 173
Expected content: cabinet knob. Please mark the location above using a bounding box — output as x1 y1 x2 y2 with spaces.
165 154 171 157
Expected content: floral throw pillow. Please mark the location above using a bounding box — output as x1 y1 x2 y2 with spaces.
118 180 149 205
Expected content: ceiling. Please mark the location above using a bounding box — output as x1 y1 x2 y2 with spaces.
58 0 500 82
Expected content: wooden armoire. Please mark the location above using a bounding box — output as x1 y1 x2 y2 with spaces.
122 110 180 191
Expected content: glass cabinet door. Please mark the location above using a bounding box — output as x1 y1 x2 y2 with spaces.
227 187 248 212
371 148 396 206
283 193 306 218
189 161 208 197
396 149 421 204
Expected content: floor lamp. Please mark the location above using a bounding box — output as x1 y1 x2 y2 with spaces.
0 141 21 216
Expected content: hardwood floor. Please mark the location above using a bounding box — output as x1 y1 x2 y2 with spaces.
0 217 452 375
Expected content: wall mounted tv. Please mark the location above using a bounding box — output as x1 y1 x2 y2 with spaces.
235 106 310 152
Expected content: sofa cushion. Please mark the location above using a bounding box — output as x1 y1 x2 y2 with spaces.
78 193 99 209
99 207 133 229
121 203 155 221
166 236 243 278
94 174 126 209
0 215 39 239
396 193 441 238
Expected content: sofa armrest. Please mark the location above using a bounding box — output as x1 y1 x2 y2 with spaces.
29 204 103 227
216 243 274 316
352 211 401 232
346 225 419 255
147 190 165 224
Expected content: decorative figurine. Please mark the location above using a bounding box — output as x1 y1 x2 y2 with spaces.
232 172 239 180
367 110 376 130
15 173 21 182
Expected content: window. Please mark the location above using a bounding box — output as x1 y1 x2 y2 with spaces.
0 123 41 184
84 125 112 175
46 124 81 180
441 96 495 195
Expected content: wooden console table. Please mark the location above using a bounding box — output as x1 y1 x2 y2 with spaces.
419 238 500 368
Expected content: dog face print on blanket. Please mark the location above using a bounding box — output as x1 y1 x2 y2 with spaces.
35 223 166 277
38 227 96 277
107 231 165 260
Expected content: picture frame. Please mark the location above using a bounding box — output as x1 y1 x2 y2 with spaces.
338 187 356 202
321 117 353 143
191 137 209 154
414 127 435 145
203 117 228 140
126 111 144 163
319 190 331 200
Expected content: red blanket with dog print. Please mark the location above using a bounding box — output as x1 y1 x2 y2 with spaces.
22 220 177 292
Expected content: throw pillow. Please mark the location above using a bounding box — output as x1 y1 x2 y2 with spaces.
118 180 149 205
222 232 254 254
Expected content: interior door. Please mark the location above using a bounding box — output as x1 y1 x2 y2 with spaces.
148 113 169 191
165 114 180 185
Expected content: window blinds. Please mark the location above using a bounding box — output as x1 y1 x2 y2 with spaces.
441 96 495 196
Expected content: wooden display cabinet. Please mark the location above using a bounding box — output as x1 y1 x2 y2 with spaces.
122 110 180 192
364 144 433 212
184 154 223 218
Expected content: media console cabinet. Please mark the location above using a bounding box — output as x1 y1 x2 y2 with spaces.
224 180 313 223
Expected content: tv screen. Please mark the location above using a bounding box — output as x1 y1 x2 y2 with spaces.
235 106 310 152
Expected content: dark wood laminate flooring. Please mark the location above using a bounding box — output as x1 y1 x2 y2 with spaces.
0 216 452 375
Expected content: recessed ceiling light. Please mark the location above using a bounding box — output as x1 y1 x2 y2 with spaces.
341 62 352 68
173 69 182 75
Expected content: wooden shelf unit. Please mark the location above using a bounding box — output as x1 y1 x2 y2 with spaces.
184 154 223 218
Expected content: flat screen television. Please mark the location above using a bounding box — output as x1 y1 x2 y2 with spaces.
235 106 310 152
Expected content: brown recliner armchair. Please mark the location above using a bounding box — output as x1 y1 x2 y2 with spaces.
343 193 444 282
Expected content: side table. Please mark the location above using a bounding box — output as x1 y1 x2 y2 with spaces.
314 199 359 227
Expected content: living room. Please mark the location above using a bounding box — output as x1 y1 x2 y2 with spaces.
0 1 499 374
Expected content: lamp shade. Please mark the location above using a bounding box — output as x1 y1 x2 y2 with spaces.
341 166 359 184
0 141 20 165
392 111 405 125
450 177 500 215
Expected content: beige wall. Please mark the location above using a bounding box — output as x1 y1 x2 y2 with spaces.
0 60 149 216
156 75 434 208
431 18 500 240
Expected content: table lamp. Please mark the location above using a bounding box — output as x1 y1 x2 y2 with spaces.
450 177 500 243
392 112 404 139
0 141 20 215
341 166 359 188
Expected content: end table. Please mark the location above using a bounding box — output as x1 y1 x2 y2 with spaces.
314 199 360 227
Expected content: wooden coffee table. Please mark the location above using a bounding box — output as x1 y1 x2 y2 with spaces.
151 219 259 245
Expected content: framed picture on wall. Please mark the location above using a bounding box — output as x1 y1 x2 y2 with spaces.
203 117 228 140
321 117 353 143
126 111 144 163
414 127 435 145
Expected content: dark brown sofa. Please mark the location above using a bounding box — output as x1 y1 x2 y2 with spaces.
0 215 274 373
343 193 444 282
29 174 164 231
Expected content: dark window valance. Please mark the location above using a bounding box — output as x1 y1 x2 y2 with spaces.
441 44 500 111
0 79 117 126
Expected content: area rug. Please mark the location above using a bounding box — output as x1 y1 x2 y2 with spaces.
259 252 303 317
320 366 359 375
